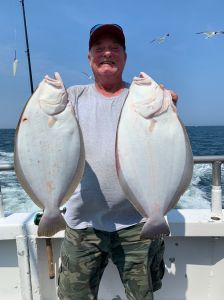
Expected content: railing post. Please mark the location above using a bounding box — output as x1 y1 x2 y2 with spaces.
0 185 4 218
211 161 223 220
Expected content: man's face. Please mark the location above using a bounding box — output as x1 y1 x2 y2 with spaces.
88 34 127 79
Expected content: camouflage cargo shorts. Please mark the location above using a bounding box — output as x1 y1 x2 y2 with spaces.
57 223 165 300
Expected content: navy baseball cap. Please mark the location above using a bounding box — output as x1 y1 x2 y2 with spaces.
89 24 126 50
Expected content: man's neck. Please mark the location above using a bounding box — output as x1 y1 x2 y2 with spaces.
94 80 125 97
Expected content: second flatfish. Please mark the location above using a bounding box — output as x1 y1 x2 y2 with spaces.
116 72 193 239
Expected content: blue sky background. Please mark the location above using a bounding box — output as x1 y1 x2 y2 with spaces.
0 0 224 128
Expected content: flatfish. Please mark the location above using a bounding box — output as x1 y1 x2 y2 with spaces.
116 72 193 239
14 73 85 237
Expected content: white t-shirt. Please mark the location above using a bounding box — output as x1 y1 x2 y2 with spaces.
64 83 144 232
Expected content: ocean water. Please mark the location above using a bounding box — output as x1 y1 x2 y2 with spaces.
0 127 224 214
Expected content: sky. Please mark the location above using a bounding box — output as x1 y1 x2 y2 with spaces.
0 0 224 128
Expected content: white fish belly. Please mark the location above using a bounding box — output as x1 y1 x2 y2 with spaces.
14 99 84 210
116 105 193 219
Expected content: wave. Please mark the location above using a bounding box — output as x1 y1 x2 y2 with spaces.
0 151 14 162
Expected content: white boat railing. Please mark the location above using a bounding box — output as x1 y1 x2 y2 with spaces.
0 156 224 219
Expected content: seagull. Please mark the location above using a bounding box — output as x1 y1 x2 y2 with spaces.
81 71 94 81
150 33 170 44
196 31 224 39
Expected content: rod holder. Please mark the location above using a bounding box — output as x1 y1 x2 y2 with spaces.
211 161 223 220
211 186 223 220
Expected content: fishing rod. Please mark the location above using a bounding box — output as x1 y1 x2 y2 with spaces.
19 1 55 279
20 0 34 94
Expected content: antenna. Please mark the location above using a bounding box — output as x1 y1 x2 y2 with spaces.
20 0 34 94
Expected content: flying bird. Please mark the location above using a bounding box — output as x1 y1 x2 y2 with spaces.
81 71 94 81
150 33 170 44
196 31 224 39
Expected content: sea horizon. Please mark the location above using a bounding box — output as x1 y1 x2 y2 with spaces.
1 124 224 130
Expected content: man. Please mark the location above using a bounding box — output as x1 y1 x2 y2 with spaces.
55 24 177 300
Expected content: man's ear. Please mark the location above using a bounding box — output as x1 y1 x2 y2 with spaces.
124 51 127 62
88 52 91 64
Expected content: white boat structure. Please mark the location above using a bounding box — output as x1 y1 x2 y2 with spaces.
0 156 224 300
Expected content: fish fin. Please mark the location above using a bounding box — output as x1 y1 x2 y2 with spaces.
148 118 157 132
48 116 57 127
140 217 170 240
37 210 66 237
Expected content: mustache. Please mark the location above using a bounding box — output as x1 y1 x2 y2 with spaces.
99 59 115 65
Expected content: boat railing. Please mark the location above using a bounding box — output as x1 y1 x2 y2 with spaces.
0 155 224 220
193 155 224 220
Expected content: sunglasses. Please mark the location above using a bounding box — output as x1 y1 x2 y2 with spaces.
90 24 123 35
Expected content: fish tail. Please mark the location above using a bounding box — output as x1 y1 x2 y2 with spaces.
37 209 66 237
140 217 170 240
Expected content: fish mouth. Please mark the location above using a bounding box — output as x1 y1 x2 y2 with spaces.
133 72 152 85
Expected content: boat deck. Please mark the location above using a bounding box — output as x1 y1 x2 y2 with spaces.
1 209 224 300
